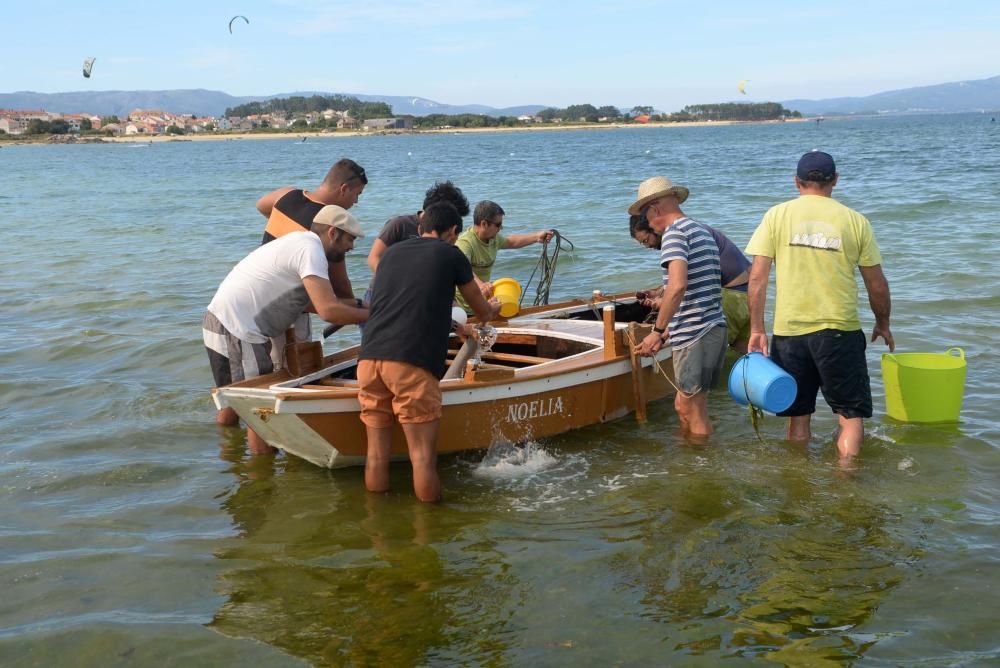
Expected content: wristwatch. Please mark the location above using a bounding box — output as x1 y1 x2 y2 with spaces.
652 325 666 335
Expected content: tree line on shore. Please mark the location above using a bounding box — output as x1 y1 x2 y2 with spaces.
410 102 799 128
224 94 393 125
1 97 801 139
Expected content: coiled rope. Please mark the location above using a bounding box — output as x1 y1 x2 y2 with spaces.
520 230 574 307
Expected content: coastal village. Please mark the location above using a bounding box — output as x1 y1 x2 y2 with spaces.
0 106 429 136
0 101 788 139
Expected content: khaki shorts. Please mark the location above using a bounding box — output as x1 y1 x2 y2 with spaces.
358 359 442 427
721 288 750 347
672 325 728 395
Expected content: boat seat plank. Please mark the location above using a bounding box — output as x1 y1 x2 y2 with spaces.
314 378 358 387
446 349 551 365
301 381 357 390
480 351 551 365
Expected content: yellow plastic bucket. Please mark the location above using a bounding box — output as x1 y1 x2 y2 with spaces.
492 277 521 318
881 348 966 423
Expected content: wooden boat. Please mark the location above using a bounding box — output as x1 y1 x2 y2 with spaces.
212 293 673 468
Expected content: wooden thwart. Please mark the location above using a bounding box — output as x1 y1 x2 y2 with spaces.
627 322 652 423
463 363 516 382
284 327 324 377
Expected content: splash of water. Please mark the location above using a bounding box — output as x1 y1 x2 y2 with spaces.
473 441 557 479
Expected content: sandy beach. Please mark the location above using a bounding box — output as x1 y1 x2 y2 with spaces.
4 117 809 145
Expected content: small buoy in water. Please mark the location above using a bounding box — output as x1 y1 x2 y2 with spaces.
510 152 515 156
645 149 651 154
407 151 412 156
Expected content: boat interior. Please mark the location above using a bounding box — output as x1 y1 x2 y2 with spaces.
515 296 653 324
264 297 654 391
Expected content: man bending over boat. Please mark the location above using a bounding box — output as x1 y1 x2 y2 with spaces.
204 205 368 455
366 180 470 273
358 202 499 502
630 176 727 437
454 200 554 312
629 212 751 354
256 158 368 354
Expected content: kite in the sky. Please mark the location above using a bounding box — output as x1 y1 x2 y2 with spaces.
83 57 96 78
738 79 749 95
229 15 249 33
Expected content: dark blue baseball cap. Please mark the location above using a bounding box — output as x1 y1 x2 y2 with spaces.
797 150 836 182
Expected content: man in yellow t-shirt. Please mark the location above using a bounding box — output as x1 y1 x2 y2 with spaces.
454 200 553 312
745 150 894 459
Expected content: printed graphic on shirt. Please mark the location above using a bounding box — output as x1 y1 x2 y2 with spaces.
788 221 843 251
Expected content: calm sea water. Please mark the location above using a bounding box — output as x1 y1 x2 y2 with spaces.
1 115 998 666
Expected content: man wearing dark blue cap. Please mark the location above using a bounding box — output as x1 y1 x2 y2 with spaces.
745 150 894 460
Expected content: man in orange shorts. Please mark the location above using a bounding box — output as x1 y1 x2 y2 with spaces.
358 202 499 502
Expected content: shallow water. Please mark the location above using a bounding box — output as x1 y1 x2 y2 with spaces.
1 114 998 666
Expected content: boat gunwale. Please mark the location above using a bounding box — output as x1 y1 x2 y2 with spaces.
222 347 668 416
212 297 657 409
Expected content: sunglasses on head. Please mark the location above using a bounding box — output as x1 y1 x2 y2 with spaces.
348 167 368 185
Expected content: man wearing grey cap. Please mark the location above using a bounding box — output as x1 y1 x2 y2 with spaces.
204 205 368 454
745 150 894 460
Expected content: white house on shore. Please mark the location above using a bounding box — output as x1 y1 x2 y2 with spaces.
362 117 413 131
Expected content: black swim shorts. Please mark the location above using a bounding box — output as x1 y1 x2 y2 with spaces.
770 329 872 419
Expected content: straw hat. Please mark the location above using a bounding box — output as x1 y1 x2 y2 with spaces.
627 176 690 215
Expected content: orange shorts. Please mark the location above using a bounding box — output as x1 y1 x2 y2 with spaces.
357 359 442 428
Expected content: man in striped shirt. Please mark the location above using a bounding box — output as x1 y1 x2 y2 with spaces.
630 176 728 436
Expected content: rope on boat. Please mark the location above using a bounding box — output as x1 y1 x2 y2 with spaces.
623 328 695 400
520 230 574 307
625 334 769 442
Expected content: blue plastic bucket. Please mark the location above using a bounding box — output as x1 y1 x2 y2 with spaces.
728 353 798 413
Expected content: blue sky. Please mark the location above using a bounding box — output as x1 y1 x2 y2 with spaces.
3 0 998 111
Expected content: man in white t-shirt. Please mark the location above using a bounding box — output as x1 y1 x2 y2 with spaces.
203 205 368 454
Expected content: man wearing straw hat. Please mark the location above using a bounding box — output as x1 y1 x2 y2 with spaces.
630 176 728 436
630 212 751 354
745 150 894 459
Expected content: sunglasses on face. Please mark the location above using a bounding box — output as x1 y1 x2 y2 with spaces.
487 219 503 228
635 232 658 248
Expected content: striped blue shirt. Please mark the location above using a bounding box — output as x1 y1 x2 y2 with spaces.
660 217 726 349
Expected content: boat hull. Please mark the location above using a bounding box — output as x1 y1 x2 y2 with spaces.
215 306 673 468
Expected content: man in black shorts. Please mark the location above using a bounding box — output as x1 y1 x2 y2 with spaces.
745 151 894 459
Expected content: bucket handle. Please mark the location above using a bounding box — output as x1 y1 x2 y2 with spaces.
945 347 965 360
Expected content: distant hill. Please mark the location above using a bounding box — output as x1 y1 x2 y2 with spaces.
4 75 998 119
0 88 546 119
782 75 1000 115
